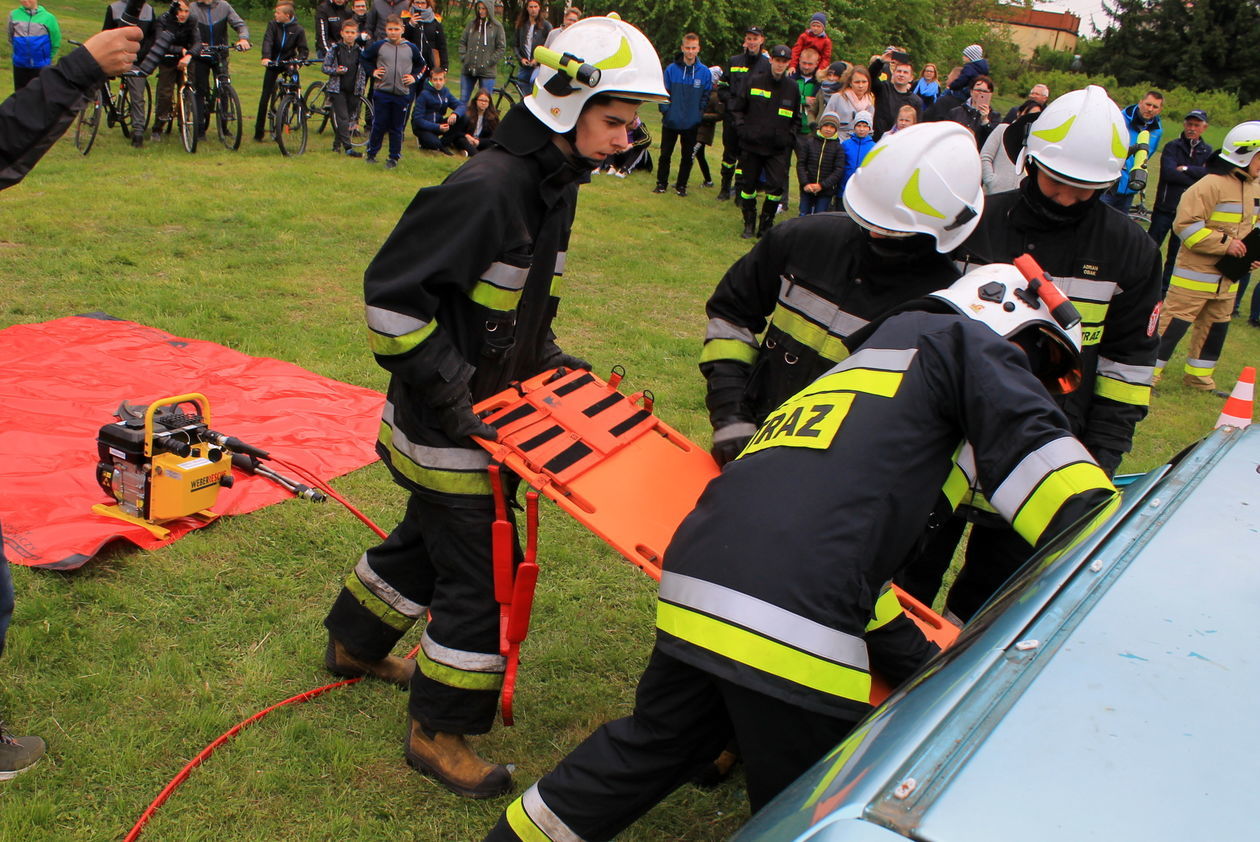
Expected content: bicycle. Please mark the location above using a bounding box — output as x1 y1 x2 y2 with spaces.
264 58 320 156
303 78 374 150
490 54 519 117
174 61 200 153
70 40 153 155
194 44 245 150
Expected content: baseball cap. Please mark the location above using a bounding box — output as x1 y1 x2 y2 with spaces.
745 26 764 36
769 44 791 60
1185 109 1209 123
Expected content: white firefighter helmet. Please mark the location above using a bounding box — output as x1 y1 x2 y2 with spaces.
930 262 1084 395
1217 120 1260 168
1023 85 1128 189
842 122 984 253
524 14 668 133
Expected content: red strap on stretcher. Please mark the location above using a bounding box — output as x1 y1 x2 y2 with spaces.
487 464 540 726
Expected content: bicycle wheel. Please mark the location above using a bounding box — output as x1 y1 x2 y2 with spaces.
178 84 199 153
492 85 515 117
141 76 153 133
347 95 373 148
74 88 103 155
304 81 330 134
215 83 243 150
276 95 308 156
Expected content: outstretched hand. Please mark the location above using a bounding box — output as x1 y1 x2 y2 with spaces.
84 27 142 77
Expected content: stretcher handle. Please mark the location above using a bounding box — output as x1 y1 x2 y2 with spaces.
608 364 626 390
628 389 654 413
488 464 514 607
501 648 520 727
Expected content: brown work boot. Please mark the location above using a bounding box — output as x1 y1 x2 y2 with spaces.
404 717 513 799
324 634 416 687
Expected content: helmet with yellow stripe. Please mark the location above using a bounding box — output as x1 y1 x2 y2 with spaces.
1217 120 1260 169
524 14 668 133
841 122 984 253
1024 85 1128 189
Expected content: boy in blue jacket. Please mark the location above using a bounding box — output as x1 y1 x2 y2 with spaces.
413 67 468 154
7 0 60 91
653 32 710 196
838 110 873 202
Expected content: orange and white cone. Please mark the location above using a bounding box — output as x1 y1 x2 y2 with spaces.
1215 366 1255 429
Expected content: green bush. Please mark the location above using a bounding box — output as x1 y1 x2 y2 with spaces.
1010 68 1246 128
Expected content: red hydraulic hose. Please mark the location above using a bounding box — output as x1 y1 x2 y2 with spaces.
124 456 402 840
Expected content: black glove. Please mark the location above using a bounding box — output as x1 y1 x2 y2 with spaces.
711 435 751 467
543 350 591 373
427 379 499 443
710 420 756 467
1088 446 1123 479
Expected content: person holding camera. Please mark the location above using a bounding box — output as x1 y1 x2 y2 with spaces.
0 25 142 779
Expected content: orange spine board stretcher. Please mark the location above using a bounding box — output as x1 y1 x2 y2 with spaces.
473 367 959 712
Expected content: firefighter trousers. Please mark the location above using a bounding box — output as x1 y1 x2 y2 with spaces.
1156 286 1234 391
483 647 858 841
324 488 520 734
738 147 788 202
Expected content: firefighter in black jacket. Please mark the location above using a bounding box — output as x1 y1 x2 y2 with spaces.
702 121 984 464
716 25 767 201
319 16 667 799
898 85 1160 620
729 43 801 239
483 261 1118 841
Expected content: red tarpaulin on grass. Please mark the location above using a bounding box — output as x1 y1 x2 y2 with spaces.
0 316 384 570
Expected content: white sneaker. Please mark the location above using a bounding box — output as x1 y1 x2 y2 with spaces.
614 170 627 179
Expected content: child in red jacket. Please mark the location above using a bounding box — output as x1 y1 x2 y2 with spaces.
790 12 831 71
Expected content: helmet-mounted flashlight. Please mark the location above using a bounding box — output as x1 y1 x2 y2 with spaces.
534 46 602 96
1013 253 1081 330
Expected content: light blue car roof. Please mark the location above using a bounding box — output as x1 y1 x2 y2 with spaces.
736 425 1260 842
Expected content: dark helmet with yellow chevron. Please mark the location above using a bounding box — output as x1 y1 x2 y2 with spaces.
841 122 984 253
1023 85 1128 189
525 14 668 133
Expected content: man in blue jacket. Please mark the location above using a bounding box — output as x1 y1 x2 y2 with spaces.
412 67 468 154
653 32 711 197
1102 91 1164 213
1148 109 1212 295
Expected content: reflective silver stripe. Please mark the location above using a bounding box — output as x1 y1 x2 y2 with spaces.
956 442 977 483
1168 265 1221 283
355 554 428 619
482 261 529 291
1049 276 1118 303
778 276 869 336
659 572 870 670
365 305 430 336
822 347 918 377
553 250 567 275
1215 201 1244 214
420 629 506 673
1177 220 1207 242
705 317 757 346
522 784 587 842
382 401 491 471
988 436 1094 522
1186 357 1215 369
713 421 758 443
1097 357 1153 384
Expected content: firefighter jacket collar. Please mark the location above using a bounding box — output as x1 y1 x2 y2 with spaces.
493 106 592 205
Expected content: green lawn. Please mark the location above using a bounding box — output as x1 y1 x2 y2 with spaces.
0 5 1257 840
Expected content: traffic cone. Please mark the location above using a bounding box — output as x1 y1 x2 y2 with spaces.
1215 366 1255 429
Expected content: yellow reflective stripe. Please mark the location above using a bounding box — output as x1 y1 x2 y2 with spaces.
770 307 848 361
1210 211 1243 223
1074 300 1109 324
1011 463 1114 546
1095 376 1151 406
731 66 749 72
1170 273 1220 293
900 169 945 219
378 422 493 496
1032 114 1074 144
345 572 414 631
592 35 631 70
700 337 758 365
416 645 504 691
942 462 968 510
805 367 904 399
1185 360 1215 376
1183 226 1215 248
864 587 902 632
777 107 793 118
505 798 551 842
750 87 771 98
657 602 871 702
368 319 438 356
468 281 524 311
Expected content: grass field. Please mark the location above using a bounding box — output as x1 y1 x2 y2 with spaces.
1 5 1258 839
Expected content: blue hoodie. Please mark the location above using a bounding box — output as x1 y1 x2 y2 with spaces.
840 132 874 193
412 77 463 131
1115 102 1164 196
659 55 711 131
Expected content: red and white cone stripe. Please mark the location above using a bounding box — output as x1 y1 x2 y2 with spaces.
1215 365 1255 430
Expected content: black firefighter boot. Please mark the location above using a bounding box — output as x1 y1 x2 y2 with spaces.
405 716 513 798
716 168 733 201
740 197 757 239
757 199 777 238
324 632 417 687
